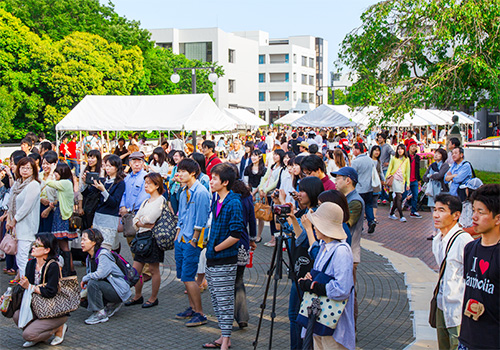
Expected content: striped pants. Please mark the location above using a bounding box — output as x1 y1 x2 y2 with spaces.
206 264 237 337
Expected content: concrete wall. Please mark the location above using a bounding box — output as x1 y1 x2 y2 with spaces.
464 148 500 172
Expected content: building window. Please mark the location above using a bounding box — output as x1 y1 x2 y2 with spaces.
157 42 172 50
179 42 213 62
302 56 307 66
309 75 314 85
293 91 297 101
309 93 314 103
285 73 289 82
309 57 314 67
293 73 297 82
285 54 289 63
228 80 235 93
285 92 289 101
259 73 265 83
301 92 307 103
228 49 235 63
293 54 297 64
259 92 265 101
301 74 307 85
259 54 265 64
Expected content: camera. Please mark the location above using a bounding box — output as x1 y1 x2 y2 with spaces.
273 204 291 216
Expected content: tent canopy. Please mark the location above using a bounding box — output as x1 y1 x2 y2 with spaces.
291 104 357 127
56 94 237 132
275 112 302 125
223 108 267 127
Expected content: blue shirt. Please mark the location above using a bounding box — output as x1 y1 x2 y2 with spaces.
176 180 211 242
120 170 149 211
446 160 472 196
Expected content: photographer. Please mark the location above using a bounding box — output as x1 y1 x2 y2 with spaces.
273 176 324 350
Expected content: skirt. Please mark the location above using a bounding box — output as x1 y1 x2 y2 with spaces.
134 230 164 264
51 206 78 240
38 203 55 233
391 179 405 194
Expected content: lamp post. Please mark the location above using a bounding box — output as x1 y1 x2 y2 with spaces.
316 84 349 105
170 67 218 151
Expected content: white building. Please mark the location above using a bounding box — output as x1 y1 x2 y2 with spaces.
149 27 259 114
235 31 328 123
149 27 328 124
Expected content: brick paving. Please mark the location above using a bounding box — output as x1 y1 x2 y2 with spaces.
1 226 415 349
365 204 438 271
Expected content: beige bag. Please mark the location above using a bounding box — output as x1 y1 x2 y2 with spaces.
122 212 137 237
254 197 273 222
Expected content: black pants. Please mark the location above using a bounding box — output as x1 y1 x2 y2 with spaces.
234 265 249 324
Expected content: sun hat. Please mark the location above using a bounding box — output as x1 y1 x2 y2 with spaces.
299 141 309 149
307 202 347 240
459 177 483 190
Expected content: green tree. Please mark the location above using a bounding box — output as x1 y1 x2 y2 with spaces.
327 88 347 105
338 0 500 124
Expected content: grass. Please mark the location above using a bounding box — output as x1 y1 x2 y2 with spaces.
419 167 500 184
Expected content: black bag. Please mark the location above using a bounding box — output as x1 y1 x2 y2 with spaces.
130 231 153 256
98 251 140 287
82 188 101 229
1 283 25 318
152 199 177 251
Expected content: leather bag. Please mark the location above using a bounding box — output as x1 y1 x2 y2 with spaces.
152 198 177 251
254 197 273 222
0 230 17 255
121 212 137 238
130 231 154 256
31 260 80 319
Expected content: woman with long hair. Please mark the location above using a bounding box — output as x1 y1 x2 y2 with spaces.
148 147 169 179
80 150 103 230
38 151 59 233
239 141 254 183
6 157 41 280
167 150 185 214
370 145 385 223
244 150 266 243
386 144 410 222
86 154 126 250
189 152 210 191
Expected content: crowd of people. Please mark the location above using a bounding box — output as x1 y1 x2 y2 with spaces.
0 126 498 350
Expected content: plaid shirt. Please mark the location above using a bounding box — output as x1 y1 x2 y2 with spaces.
206 191 244 260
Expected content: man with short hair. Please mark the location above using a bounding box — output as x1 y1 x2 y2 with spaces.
446 137 460 166
377 132 395 204
39 141 52 157
331 166 364 323
351 142 377 233
297 131 304 142
288 133 300 155
227 138 244 166
20 137 32 154
170 133 185 151
431 194 473 349
445 147 472 198
407 140 422 218
459 184 500 350
306 131 318 146
202 140 222 179
175 158 211 327
301 155 336 191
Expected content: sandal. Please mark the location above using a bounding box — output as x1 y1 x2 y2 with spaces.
202 341 231 349
2 267 8 273
9 279 20 285
6 269 17 276
255 237 262 243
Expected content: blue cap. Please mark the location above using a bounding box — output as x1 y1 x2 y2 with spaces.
331 167 358 184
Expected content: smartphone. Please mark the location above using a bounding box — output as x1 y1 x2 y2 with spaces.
85 172 100 184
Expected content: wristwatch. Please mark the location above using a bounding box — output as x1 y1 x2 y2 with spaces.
191 237 198 244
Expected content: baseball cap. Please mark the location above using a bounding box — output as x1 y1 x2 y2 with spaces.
129 151 145 160
459 178 483 190
331 166 358 184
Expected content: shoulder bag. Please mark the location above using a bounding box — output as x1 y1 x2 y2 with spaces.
428 230 464 328
254 196 273 222
0 230 17 255
152 197 178 251
385 158 404 187
31 260 80 319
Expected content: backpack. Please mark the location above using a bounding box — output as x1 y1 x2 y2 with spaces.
96 250 140 287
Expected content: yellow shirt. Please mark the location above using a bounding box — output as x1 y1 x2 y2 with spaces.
386 156 410 184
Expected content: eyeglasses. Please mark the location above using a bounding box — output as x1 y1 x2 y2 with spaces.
32 242 44 248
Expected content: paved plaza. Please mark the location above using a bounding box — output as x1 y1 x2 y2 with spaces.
0 205 436 350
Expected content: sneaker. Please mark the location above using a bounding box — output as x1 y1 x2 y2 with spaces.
368 222 376 234
185 312 207 327
388 214 398 220
104 302 123 318
381 200 388 205
410 212 422 219
400 217 407 223
175 306 194 319
85 310 109 325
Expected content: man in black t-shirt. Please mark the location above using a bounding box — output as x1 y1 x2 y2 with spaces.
288 133 300 155
459 184 500 350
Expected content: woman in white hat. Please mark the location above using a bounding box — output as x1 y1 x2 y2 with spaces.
299 202 355 350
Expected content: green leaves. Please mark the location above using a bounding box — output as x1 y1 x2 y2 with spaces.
338 0 500 124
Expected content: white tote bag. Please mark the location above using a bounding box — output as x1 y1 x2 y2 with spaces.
371 162 381 189
18 285 34 328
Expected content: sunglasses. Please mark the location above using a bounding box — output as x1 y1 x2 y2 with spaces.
32 242 44 248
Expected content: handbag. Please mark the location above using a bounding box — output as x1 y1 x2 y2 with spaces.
429 230 464 328
130 231 154 256
371 162 381 189
122 212 137 238
254 196 273 222
152 198 177 251
385 158 405 188
0 230 17 255
31 260 80 319
69 214 82 231
18 285 34 328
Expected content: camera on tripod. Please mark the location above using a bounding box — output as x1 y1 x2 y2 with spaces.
273 204 291 217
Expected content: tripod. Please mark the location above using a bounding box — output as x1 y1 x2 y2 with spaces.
253 216 301 350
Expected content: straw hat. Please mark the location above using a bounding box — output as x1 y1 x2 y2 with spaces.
307 202 347 240
299 141 309 149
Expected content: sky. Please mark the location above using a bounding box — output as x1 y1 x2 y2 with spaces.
104 0 378 77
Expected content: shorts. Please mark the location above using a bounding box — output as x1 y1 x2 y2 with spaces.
174 240 202 282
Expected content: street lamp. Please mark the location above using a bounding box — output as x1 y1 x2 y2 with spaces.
170 66 218 150
317 85 349 105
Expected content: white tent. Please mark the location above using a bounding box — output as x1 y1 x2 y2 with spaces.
223 108 267 128
56 94 237 132
291 104 357 127
274 112 302 125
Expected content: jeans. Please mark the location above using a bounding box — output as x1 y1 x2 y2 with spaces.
410 181 419 214
234 265 249 324
68 159 80 176
289 282 303 350
380 169 389 201
360 192 375 225
87 279 122 312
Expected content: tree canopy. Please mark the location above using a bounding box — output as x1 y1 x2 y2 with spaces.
338 0 500 124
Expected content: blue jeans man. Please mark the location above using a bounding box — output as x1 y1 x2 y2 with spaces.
409 181 419 214
360 192 375 225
